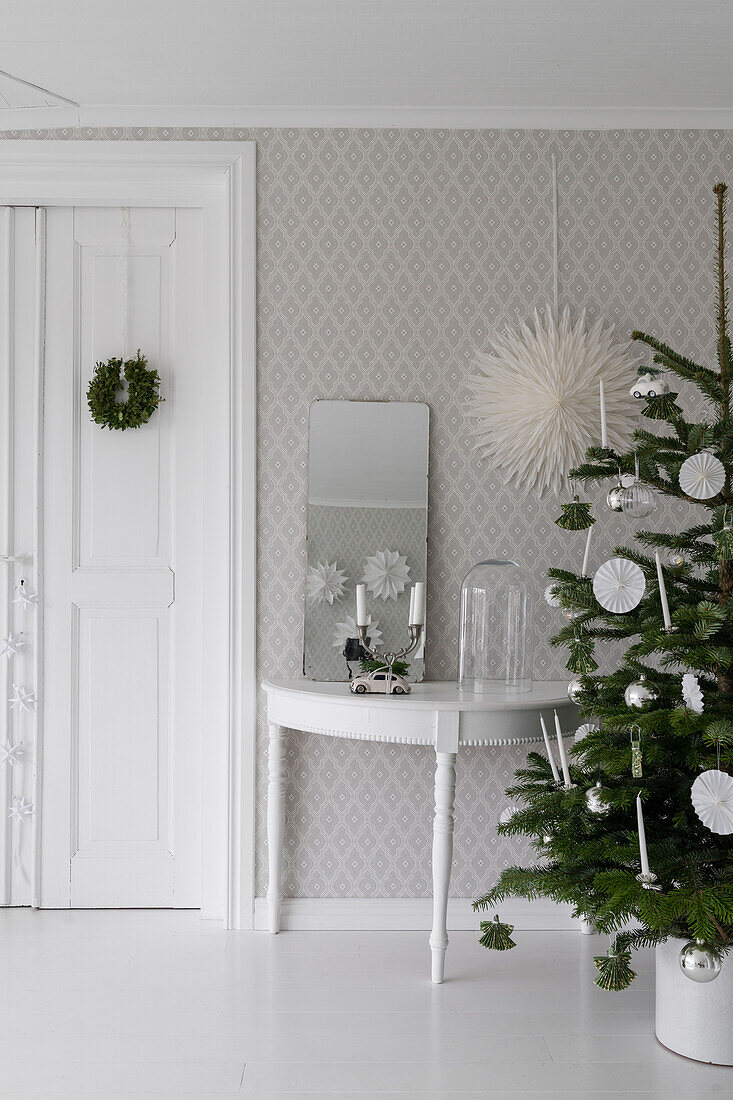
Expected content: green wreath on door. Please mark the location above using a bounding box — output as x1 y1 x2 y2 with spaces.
87 351 163 430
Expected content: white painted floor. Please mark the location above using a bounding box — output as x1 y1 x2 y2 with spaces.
1 910 730 1097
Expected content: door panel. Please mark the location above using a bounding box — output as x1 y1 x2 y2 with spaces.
41 206 204 908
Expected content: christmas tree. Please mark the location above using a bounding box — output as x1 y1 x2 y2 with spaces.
474 182 733 990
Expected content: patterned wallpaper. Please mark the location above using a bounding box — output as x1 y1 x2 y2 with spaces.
5 125 733 900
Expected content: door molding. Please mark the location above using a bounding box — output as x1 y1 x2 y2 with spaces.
0 141 257 929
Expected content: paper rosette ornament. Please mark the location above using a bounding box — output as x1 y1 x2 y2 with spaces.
305 560 348 606
361 549 410 601
592 558 646 614
678 452 725 499
544 583 563 608
681 673 704 714
469 304 635 496
691 769 733 835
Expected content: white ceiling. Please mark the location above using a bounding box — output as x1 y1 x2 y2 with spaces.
0 0 731 128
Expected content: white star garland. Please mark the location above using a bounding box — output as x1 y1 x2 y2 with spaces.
9 684 35 713
0 632 26 659
12 584 37 612
0 740 23 767
361 549 411 601
8 796 33 824
305 560 348 606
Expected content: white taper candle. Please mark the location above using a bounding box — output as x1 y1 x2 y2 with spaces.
355 583 367 627
655 550 672 630
599 379 607 448
636 793 650 876
408 586 416 625
554 709 572 787
540 714 561 783
412 582 425 625
581 526 593 577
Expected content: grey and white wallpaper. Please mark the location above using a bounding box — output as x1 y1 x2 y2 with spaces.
5 124 732 899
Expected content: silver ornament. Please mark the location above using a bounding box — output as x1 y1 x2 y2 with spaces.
624 674 660 709
606 483 625 512
567 679 584 704
562 607 583 622
619 480 656 519
679 939 722 983
585 780 611 815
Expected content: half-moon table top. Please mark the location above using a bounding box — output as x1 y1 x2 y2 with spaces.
262 679 578 747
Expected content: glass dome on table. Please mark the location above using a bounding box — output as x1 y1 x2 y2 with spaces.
458 559 534 693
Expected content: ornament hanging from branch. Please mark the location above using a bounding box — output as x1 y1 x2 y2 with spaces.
592 558 645 614
682 673 704 714
690 769 733 835
469 305 636 497
678 452 725 500
555 496 595 531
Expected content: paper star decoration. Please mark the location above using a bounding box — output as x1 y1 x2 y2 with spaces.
682 673 704 714
9 684 36 712
361 549 411 601
0 740 23 766
0 632 26 659
12 584 37 611
306 560 348 606
8 796 34 824
469 304 636 496
332 614 383 650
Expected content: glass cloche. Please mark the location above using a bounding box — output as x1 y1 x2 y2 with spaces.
458 559 535 693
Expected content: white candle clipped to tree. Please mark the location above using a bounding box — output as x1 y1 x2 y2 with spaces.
581 526 593 577
554 709 573 788
599 378 608 449
355 583 367 627
540 714 561 784
636 793 650 877
655 550 672 631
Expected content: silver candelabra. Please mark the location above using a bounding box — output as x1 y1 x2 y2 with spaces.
356 622 424 694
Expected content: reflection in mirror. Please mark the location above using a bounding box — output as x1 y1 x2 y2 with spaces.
304 400 429 682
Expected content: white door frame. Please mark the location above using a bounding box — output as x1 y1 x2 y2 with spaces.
0 140 257 929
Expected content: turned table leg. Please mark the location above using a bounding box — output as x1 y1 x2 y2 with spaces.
429 749 457 983
266 721 286 933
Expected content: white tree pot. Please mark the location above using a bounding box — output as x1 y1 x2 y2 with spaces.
656 938 733 1065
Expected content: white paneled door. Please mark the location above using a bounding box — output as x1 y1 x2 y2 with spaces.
40 206 210 908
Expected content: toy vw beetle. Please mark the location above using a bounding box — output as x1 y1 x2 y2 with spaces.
349 668 410 695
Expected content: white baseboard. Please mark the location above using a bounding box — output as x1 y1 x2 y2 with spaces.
253 896 578 932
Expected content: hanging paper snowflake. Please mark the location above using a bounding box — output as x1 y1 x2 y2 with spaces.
305 561 348 606
469 304 636 496
361 549 411 601
8 796 33 824
682 673 704 714
9 683 35 712
332 615 383 650
0 740 23 766
0 632 26 658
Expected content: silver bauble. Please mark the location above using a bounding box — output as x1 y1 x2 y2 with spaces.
624 674 660 709
606 483 625 512
619 480 656 519
567 679 584 704
585 780 611 815
679 939 722 983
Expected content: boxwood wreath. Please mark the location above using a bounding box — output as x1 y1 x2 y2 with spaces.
87 351 163 430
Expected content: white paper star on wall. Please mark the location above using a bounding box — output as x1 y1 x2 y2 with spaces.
361 549 411 601
8 796 33 824
306 560 348 606
0 632 26 659
9 684 35 713
0 740 23 766
332 615 383 650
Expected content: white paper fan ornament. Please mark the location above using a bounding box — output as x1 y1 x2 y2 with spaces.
682 673 704 714
679 452 725 500
574 722 600 744
691 769 733 835
544 584 563 608
592 557 646 614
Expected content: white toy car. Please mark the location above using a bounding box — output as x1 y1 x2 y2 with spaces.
630 372 669 398
350 669 410 695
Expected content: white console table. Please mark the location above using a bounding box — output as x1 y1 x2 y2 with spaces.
262 678 577 983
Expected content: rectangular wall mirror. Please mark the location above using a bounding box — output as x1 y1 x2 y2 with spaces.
304 400 429 682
